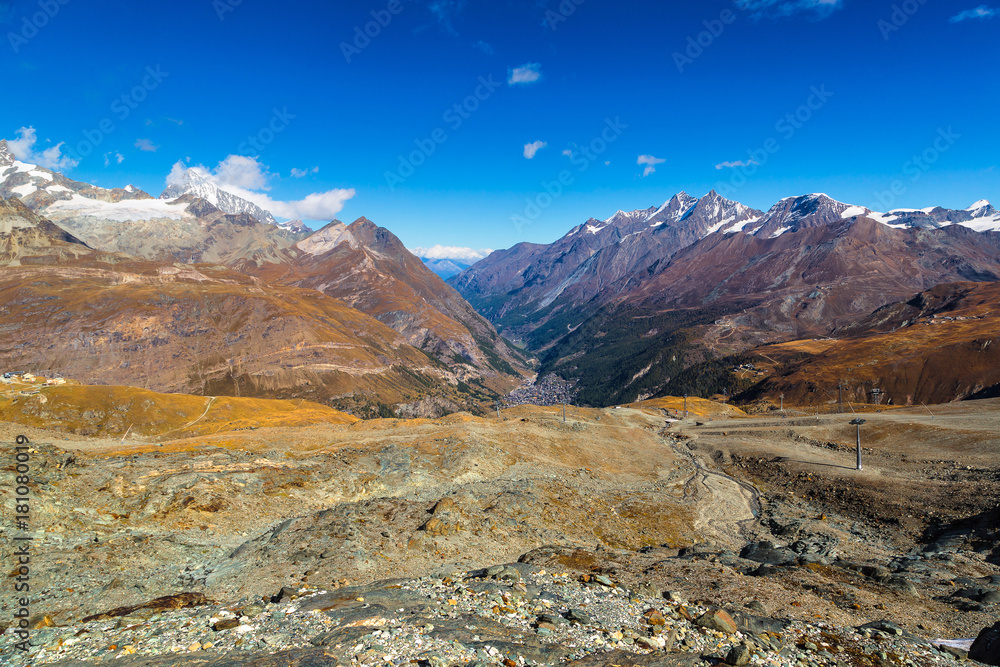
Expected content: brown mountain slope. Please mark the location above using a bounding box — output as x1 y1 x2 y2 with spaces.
739 282 1000 407
249 217 525 383
0 258 480 416
0 200 517 415
0 382 357 438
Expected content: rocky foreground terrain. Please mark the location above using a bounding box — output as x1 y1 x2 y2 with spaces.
1 398 999 666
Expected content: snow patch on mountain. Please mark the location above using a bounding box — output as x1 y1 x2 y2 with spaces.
11 184 37 197
841 206 868 218
46 195 189 222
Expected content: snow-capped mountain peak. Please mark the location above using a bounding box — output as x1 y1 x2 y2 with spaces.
160 168 278 226
752 193 860 238
646 191 699 226
968 199 991 211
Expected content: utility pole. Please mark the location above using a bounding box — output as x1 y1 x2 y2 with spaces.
683 394 688 419
562 403 566 422
779 393 784 412
850 417 866 470
839 382 844 414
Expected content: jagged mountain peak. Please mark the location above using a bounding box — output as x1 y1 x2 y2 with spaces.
160 169 278 226
751 192 862 238
646 192 701 227
967 199 997 218
350 216 378 228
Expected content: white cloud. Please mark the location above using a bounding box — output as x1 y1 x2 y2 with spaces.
135 138 159 152
410 245 493 262
734 0 842 19
214 154 271 189
523 141 547 159
637 154 666 177
508 63 542 85
473 40 494 54
7 126 79 171
291 166 320 178
715 159 760 170
950 5 998 22
103 151 125 167
166 155 355 222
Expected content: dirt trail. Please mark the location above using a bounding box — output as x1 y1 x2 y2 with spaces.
660 422 762 545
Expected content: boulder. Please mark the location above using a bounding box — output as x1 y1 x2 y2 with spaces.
970 621 1000 666
740 541 797 566
694 609 738 634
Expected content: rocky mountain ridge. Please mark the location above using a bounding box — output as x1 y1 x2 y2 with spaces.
452 190 1000 406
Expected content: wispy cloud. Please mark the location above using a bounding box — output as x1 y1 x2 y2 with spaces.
429 0 465 35
523 141 547 159
134 138 159 152
103 151 125 167
291 166 320 178
715 159 759 170
508 63 542 85
7 126 78 170
949 5 997 22
637 154 666 177
473 39 493 54
166 156 355 222
735 0 843 19
410 245 493 262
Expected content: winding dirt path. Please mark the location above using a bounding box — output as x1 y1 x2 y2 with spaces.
661 424 762 546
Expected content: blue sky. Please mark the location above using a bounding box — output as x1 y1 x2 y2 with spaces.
2 0 998 258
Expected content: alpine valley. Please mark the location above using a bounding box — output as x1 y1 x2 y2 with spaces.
5 130 1000 415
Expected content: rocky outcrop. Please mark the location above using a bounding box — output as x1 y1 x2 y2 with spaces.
971 622 1000 666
